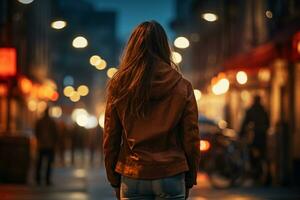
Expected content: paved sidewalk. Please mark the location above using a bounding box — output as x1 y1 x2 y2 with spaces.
1 167 300 200
0 167 90 200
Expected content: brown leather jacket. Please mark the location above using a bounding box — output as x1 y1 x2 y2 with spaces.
103 63 200 188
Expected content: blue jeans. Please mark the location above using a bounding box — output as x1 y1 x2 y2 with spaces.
120 173 186 200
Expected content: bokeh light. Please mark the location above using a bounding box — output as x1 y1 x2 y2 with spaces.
63 75 74 86
51 20 67 30
202 13 218 22
37 101 47 113
70 91 80 102
19 77 32 94
107 67 118 78
236 71 248 85
85 115 98 129
200 140 211 151
89 55 102 66
266 10 273 19
72 36 88 48
63 86 75 97
28 100 37 112
98 113 105 128
218 120 228 129
171 51 182 64
174 36 190 49
71 108 88 122
49 106 62 118
95 59 107 70
212 78 230 95
193 89 202 101
77 85 89 96
76 113 88 127
258 69 271 82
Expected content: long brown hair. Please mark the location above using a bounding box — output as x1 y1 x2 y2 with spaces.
107 21 175 118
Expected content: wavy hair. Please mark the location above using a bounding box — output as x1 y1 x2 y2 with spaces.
107 21 176 118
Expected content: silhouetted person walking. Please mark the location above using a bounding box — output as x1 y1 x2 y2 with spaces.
240 95 270 184
35 107 58 185
103 21 200 199
240 95 269 155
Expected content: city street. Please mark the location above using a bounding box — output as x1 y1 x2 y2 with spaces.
1 0 300 200
1 165 300 200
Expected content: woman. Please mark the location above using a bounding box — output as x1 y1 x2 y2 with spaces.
103 21 200 199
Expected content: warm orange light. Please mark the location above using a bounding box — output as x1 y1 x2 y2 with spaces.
200 140 211 151
30 85 39 99
0 84 7 95
44 86 53 99
211 77 218 85
38 86 46 99
19 77 32 94
218 72 226 79
0 48 17 77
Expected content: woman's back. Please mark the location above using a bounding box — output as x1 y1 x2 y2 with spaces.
103 21 200 200
113 62 194 176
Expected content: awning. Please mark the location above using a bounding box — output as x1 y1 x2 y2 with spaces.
223 43 279 72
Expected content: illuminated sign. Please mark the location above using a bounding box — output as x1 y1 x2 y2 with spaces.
0 48 17 77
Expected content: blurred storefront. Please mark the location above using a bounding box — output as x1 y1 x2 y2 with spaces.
0 0 59 135
172 0 300 185
221 29 300 184
0 0 58 183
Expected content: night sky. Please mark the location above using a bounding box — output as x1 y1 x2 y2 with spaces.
84 0 175 41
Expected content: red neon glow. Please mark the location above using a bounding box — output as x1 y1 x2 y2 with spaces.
0 48 17 77
51 91 59 101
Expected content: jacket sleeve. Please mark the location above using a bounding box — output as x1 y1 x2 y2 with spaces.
180 82 201 188
103 97 122 188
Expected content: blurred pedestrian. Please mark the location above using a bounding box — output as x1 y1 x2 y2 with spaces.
35 107 58 185
57 120 68 166
240 95 270 184
103 21 200 200
88 126 102 166
70 123 86 166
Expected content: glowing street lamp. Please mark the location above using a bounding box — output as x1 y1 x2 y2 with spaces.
174 36 190 49
72 36 88 48
51 20 67 30
18 0 34 4
202 13 218 22
236 71 248 85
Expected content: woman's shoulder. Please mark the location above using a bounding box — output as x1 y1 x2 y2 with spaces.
176 76 193 91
